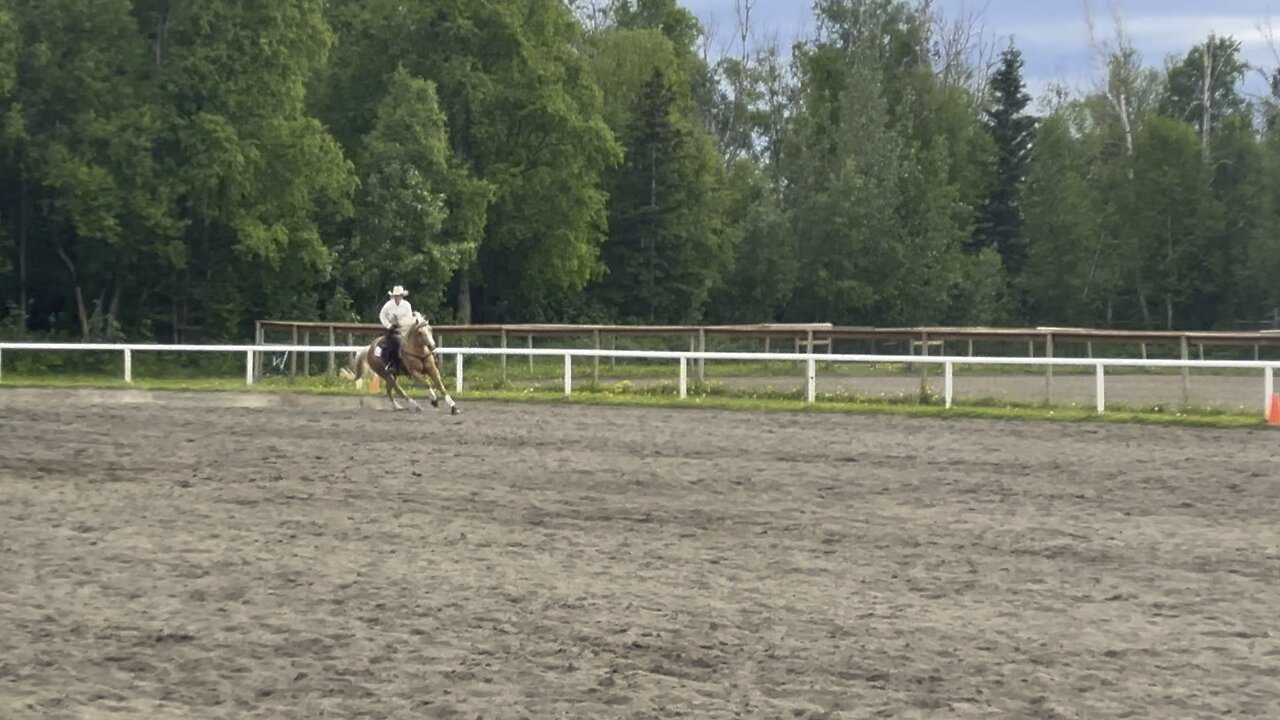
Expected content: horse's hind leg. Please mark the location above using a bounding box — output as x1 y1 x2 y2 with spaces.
391 375 423 412
383 373 409 411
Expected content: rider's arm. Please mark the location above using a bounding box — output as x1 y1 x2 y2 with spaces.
379 301 393 328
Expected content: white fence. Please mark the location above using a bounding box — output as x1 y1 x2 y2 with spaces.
1 341 1278 417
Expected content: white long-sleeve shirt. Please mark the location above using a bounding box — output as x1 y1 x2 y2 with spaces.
379 298 414 328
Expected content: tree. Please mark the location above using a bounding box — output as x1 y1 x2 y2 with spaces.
594 66 733 322
971 46 1036 280
706 161 793 322
607 0 702 52
0 0 18 326
1160 34 1248 162
1200 115 1272 327
1022 113 1106 325
785 45 967 325
343 68 493 320
151 0 355 339
5 0 181 338
318 0 619 322
1125 116 1220 328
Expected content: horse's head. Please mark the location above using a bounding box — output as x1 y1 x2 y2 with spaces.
407 312 437 353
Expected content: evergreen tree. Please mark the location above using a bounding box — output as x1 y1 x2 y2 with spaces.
972 46 1036 279
595 67 732 322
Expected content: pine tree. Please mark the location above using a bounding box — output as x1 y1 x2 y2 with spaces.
596 67 731 322
972 46 1036 279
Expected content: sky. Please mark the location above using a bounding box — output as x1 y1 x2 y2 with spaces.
682 0 1280 101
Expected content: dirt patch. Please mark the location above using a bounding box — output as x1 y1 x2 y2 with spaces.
2 389 1279 718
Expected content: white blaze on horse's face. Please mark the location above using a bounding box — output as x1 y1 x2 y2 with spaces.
418 322 436 351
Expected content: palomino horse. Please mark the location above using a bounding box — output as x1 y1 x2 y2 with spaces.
352 313 459 415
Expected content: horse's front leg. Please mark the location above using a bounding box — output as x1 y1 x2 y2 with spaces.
422 379 440 408
423 356 459 415
422 348 441 407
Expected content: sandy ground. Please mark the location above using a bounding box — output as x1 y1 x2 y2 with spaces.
2 388 1279 719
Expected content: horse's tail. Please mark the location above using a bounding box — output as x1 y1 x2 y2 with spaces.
346 348 367 383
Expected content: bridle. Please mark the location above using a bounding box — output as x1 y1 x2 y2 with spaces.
397 321 438 362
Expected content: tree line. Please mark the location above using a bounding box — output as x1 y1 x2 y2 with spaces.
2 0 1279 341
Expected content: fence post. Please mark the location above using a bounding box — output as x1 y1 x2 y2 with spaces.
593 329 601 384
805 356 816 405
564 354 573 396
1095 364 1106 415
303 331 311 376
500 329 508 386
679 356 688 399
327 326 336 376
455 353 464 394
1044 333 1054 405
697 328 706 385
527 335 534 373
1265 366 1274 419
123 348 133 384
289 325 298 379
944 361 954 409
254 321 264 381
245 350 254 385
920 332 931 395
1180 336 1190 408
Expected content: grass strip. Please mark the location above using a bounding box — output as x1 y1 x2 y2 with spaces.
1 373 1268 430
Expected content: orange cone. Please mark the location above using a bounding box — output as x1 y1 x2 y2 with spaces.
370 375 381 394
1269 393 1280 426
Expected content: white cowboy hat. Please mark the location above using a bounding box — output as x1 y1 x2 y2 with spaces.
387 285 409 297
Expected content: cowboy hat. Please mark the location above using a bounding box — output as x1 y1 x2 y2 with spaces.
387 285 409 297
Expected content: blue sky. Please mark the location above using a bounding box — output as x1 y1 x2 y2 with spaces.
683 0 1279 100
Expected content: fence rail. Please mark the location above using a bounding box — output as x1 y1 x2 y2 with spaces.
255 320 1280 389
2 342 1278 418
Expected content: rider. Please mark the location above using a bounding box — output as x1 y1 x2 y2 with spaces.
379 285 414 375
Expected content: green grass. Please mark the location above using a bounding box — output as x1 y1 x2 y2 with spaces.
1 370 1270 430
383 356 1273 383
465 390 1267 429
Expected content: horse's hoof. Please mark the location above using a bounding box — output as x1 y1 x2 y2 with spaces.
430 398 440 408
450 406 461 416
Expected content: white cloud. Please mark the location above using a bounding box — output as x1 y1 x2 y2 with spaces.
1010 13 1271 54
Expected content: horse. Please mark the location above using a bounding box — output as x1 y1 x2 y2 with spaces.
351 313 459 415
